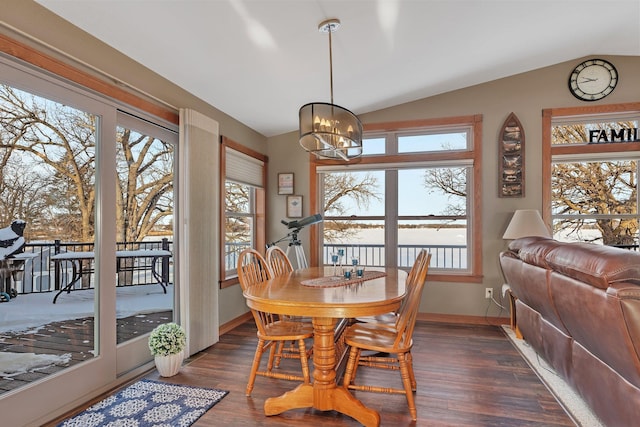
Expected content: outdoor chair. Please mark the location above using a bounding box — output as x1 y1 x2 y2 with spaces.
341 253 432 421
237 248 313 396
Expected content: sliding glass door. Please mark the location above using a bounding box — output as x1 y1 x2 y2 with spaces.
0 54 179 425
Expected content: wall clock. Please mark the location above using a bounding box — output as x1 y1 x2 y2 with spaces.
568 59 618 101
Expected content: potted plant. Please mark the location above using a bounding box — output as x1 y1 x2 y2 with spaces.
148 322 186 377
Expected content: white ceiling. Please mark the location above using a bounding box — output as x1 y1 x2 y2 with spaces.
36 0 640 137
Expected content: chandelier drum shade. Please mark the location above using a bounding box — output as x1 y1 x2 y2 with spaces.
299 19 363 161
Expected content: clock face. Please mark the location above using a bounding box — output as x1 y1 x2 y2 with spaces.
568 59 618 101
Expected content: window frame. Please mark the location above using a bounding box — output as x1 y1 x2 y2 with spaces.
309 115 483 283
219 136 267 288
542 103 640 235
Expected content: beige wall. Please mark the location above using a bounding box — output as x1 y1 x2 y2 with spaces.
267 55 640 319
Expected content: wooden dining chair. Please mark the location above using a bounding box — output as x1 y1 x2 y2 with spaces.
237 248 313 396
266 244 310 331
266 245 293 276
358 249 430 325
341 253 432 420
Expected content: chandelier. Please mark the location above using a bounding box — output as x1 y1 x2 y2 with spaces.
299 19 363 161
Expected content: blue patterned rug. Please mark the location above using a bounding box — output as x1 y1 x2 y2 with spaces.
57 379 228 427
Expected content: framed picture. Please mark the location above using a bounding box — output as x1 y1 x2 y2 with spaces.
286 195 303 218
278 172 294 195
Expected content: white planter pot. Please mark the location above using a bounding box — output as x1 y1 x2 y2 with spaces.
154 351 184 377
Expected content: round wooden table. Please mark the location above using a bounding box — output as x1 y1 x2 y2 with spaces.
243 266 407 427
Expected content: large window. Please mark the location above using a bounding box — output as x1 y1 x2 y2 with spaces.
220 137 266 287
544 105 640 247
312 116 483 282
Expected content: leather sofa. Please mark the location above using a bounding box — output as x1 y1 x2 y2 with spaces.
500 236 640 427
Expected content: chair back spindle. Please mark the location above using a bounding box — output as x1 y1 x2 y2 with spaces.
266 245 294 276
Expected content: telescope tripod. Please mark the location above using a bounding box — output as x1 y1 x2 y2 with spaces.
286 239 308 269
268 228 308 269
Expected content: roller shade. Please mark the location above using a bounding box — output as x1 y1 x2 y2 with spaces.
226 147 264 188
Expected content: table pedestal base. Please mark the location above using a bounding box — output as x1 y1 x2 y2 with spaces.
265 383 380 427
264 316 380 427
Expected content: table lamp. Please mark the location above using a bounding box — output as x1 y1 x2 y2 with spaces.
503 209 551 240
501 209 551 334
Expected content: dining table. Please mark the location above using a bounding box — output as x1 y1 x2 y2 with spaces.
243 266 407 427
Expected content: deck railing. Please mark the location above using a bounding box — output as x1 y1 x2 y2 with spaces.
10 239 172 295
11 240 464 295
322 243 467 269
225 242 467 272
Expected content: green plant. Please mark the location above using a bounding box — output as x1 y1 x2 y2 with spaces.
148 322 186 356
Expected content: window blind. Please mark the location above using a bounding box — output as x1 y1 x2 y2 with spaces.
226 147 264 188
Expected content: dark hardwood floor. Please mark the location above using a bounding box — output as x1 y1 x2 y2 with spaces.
46 320 575 427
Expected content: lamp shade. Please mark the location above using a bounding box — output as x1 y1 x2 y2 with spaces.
299 102 363 160
503 209 551 239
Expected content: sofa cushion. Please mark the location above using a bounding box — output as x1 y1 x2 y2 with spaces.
507 236 552 253
545 242 640 289
510 237 561 269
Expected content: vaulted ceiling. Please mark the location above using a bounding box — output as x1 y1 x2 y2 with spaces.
37 0 640 137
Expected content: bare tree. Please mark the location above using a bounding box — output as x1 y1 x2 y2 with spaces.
322 172 381 242
0 84 174 243
551 123 637 245
423 167 467 217
224 181 251 244
116 127 174 243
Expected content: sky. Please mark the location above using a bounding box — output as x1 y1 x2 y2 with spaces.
330 168 460 218
328 132 468 218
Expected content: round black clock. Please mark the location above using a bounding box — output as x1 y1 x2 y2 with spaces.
568 59 618 101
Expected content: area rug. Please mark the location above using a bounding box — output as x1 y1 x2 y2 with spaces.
57 379 228 427
501 325 604 427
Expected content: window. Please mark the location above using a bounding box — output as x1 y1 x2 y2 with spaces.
311 116 483 282
544 105 640 247
219 136 267 287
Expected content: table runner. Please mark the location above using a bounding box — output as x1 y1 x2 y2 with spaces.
300 270 386 288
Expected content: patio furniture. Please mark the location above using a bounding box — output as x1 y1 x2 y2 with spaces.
50 249 172 303
0 220 28 300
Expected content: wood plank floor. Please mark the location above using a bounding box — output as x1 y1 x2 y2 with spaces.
46 320 575 427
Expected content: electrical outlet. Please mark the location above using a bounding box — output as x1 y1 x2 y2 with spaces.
485 288 493 299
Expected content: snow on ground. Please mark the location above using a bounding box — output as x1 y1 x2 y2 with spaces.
0 352 72 377
0 284 173 333
0 285 172 379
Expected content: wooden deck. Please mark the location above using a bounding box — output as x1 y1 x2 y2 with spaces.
0 310 172 394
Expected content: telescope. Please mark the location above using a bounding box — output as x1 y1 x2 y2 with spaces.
270 214 323 269
281 213 323 230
